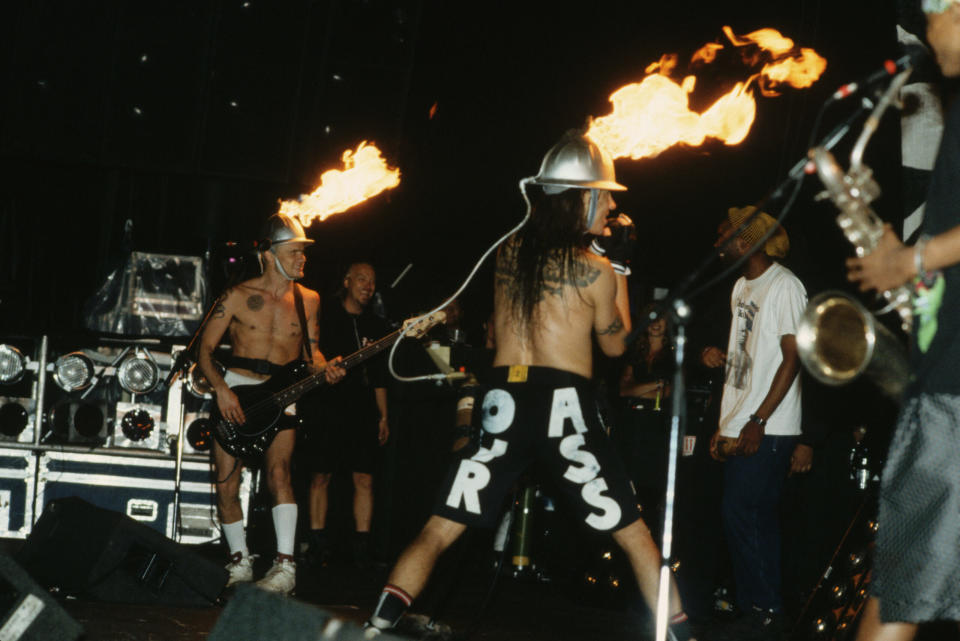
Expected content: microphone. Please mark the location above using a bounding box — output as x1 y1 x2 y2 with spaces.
830 47 926 101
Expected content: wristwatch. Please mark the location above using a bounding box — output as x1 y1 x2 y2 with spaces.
748 413 767 428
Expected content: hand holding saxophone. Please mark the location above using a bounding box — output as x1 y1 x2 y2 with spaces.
846 224 915 293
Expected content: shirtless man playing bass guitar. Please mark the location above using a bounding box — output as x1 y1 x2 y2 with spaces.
198 213 344 596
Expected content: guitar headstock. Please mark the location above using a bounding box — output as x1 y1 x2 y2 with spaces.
402 311 447 339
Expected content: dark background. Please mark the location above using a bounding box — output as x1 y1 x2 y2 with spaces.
0 0 926 336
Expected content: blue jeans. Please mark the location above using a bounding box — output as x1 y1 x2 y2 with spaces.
721 434 797 613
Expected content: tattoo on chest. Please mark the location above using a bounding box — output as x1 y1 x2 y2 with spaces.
246 295 265 311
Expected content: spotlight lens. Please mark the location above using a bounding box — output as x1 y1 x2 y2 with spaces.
54 353 94 392
0 346 26 384
186 418 212 451
74 404 105 437
117 354 159 394
0 403 28 437
120 408 155 441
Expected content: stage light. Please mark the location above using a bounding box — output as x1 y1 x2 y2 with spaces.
186 362 216 398
120 408 155 442
186 417 212 452
0 345 27 384
53 352 94 392
116 349 159 394
74 404 106 438
50 401 107 443
0 402 28 437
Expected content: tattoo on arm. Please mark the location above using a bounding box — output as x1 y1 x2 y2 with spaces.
597 316 624 336
213 302 226 319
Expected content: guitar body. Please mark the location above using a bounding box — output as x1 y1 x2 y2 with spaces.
207 311 446 460
210 361 312 459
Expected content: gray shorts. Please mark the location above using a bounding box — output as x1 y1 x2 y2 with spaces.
874 393 960 623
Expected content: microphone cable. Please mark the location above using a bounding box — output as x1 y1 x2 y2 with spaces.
386 177 535 384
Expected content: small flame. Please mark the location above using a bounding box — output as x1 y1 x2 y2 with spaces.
278 142 400 226
586 26 825 161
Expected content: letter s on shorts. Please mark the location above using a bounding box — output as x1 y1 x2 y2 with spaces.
582 478 622 531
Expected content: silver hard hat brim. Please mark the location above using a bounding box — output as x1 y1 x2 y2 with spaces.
535 178 627 192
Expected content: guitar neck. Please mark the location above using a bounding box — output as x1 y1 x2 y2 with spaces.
274 327 404 406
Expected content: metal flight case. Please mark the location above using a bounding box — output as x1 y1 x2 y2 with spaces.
35 450 251 544
0 448 37 538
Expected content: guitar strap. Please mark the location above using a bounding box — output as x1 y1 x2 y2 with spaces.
293 284 313 364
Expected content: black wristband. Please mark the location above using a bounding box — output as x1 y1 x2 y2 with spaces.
749 413 767 427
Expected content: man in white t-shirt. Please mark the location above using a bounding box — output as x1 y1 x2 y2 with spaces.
700 206 813 641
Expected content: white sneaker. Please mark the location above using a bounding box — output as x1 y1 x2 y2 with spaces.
256 558 296 595
225 553 254 587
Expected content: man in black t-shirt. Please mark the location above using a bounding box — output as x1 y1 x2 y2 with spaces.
303 262 390 567
846 4 960 639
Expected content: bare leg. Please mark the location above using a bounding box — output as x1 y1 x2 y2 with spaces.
854 597 918 641
612 517 683 617
354 472 374 532
264 429 296 505
213 440 244 524
387 516 467 598
310 472 331 529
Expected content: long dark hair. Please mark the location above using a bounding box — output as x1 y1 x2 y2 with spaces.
507 187 590 324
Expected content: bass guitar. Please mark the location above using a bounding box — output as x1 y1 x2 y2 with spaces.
210 312 444 458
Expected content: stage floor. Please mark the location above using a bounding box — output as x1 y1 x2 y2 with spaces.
20 539 960 641
60 557 652 641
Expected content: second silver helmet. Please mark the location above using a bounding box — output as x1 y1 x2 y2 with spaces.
532 131 626 194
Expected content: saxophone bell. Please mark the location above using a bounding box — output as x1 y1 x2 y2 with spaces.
797 291 908 402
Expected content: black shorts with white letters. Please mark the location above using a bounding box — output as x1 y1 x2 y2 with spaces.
432 366 641 533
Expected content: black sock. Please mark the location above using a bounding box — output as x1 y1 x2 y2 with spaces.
368 584 413 630
310 528 328 546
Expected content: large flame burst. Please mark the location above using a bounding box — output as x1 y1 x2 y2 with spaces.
278 142 400 226
587 26 827 160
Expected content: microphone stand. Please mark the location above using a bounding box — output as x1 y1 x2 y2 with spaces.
649 93 881 641
165 261 244 542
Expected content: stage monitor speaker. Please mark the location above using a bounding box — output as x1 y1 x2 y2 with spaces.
209 584 405 641
0 554 83 641
16 497 227 607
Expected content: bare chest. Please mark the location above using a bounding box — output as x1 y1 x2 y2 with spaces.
229 292 305 358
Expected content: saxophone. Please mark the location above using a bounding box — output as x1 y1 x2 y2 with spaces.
796 68 913 400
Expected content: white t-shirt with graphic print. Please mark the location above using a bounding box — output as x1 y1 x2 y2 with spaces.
718 261 807 438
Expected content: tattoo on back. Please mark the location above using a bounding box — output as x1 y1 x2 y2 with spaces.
246 294 265 311
495 242 602 304
597 316 624 336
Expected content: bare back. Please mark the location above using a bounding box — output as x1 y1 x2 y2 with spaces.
492 237 627 378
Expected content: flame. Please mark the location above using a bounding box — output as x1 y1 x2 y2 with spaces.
691 43 724 66
278 142 400 226
586 26 826 161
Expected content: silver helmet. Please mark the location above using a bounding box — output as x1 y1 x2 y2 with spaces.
262 213 314 250
532 132 626 194
261 213 312 281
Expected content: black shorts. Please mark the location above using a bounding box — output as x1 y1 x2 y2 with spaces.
432 366 641 533
874 393 960 622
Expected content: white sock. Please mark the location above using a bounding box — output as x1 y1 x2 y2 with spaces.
272 503 298 557
222 520 248 557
